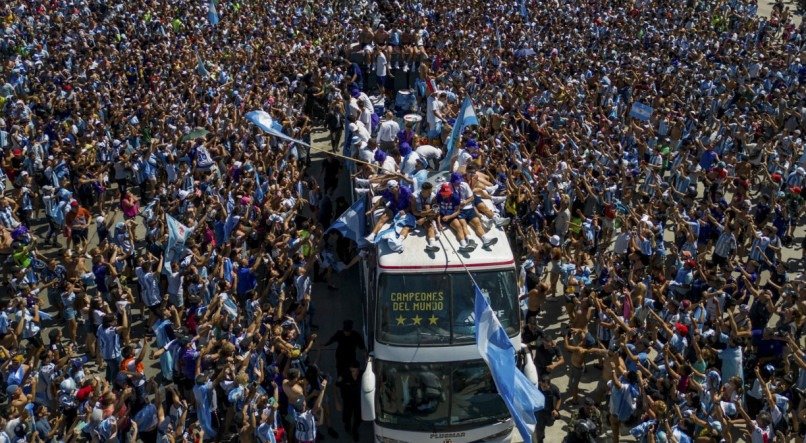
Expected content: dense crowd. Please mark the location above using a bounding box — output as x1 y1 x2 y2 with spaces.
0 0 805 441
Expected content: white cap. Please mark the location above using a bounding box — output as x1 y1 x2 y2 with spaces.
178 189 190 200
95 216 105 224
387 179 399 189
549 235 560 247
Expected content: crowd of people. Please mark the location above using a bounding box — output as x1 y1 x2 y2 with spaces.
0 0 805 441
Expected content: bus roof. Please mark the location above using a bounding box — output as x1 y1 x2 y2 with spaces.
371 172 514 272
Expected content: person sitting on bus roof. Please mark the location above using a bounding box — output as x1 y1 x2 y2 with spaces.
449 173 499 249
411 181 440 253
435 182 476 252
364 179 415 245
462 164 510 228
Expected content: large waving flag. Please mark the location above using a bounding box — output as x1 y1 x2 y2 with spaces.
520 0 528 20
439 96 479 171
164 214 193 272
474 285 544 442
326 198 368 247
207 0 220 26
245 110 312 148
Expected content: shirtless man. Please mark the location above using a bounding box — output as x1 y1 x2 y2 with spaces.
358 26 375 66
563 328 589 404
521 282 549 322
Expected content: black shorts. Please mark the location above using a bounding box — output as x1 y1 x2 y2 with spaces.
711 254 727 267
71 228 88 242
148 302 164 317
26 332 43 348
639 253 651 266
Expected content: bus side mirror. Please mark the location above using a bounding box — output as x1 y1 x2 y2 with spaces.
520 344 539 385
361 356 376 421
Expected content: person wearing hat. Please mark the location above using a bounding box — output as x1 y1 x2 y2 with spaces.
364 178 414 244
434 181 476 252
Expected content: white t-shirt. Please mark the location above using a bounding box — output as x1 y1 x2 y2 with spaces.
401 152 423 176
416 145 442 162
427 97 444 130
453 182 474 209
381 156 399 174
452 149 474 172
375 52 388 77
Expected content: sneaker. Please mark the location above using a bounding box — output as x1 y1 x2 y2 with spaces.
365 232 376 243
402 63 409 72
482 237 499 249
494 215 510 227
425 244 440 252
491 195 508 204
394 62 400 70
482 217 493 230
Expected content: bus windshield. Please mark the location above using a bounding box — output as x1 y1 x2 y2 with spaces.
377 270 518 346
376 360 510 431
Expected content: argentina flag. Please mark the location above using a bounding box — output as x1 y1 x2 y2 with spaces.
475 285 544 442
326 197 368 247
440 96 479 171
245 110 313 148
207 0 220 26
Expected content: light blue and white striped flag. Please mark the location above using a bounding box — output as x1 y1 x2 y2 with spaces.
474 285 544 442
440 96 479 171
207 0 220 26
326 198 368 247
196 53 209 78
245 110 312 148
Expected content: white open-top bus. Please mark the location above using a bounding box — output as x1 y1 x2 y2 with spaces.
358 171 522 443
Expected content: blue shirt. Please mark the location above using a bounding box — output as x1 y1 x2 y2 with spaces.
236 266 257 296
97 325 121 360
381 186 412 213
699 149 718 170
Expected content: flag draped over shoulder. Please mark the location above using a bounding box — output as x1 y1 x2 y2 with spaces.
164 214 193 271
439 96 479 171
326 198 368 247
474 285 544 442
245 110 312 148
